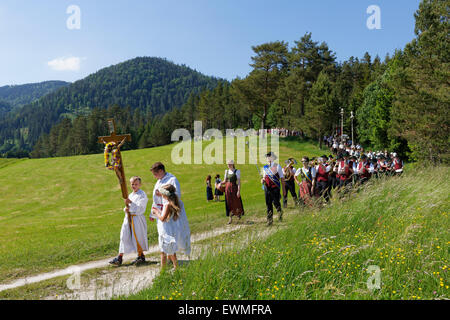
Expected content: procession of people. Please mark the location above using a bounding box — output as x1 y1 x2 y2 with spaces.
201 135 404 227
107 133 404 269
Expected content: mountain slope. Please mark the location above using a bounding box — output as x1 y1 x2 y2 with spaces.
0 80 69 110
0 100 11 117
0 57 222 153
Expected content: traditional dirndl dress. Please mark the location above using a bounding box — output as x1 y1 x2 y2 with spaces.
206 181 214 200
298 167 313 207
224 169 244 217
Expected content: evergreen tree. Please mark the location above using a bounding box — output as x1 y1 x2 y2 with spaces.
389 0 449 163
234 41 289 129
303 71 338 147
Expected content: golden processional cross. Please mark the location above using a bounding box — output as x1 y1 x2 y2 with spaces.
98 119 138 249
98 119 131 199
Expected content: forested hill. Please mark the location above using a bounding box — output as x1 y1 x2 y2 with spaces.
0 100 11 117
0 80 70 110
0 57 222 155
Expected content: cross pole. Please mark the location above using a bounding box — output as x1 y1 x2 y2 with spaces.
98 119 131 199
98 119 144 255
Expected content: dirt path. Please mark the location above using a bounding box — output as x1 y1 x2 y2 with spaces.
0 220 263 295
50 222 278 300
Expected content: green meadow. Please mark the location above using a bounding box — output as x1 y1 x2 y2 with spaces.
125 166 449 300
1 137 448 300
0 137 324 283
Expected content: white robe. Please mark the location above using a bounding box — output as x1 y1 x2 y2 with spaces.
119 189 149 254
152 172 191 256
157 200 191 255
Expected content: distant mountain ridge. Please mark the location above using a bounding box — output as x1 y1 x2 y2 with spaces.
0 57 222 154
0 80 70 110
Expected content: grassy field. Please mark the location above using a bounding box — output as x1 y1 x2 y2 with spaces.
0 137 325 283
124 166 449 300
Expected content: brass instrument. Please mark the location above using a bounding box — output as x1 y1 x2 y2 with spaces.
283 158 297 180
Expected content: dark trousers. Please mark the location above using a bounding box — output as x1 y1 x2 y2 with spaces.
317 180 330 202
339 178 351 188
358 176 369 185
329 175 338 189
265 186 282 222
283 179 298 207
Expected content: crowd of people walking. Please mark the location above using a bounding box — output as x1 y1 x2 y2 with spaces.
205 134 404 227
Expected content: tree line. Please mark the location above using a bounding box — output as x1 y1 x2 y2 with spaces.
8 0 450 164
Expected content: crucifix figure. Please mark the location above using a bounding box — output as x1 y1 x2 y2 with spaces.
98 119 131 199
99 119 145 260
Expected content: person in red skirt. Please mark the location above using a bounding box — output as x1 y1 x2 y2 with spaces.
220 160 244 224
294 156 316 207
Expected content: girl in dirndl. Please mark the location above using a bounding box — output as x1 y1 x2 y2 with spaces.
214 174 223 201
294 156 316 207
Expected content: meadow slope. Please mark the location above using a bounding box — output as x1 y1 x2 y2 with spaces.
0 137 324 283
124 165 449 300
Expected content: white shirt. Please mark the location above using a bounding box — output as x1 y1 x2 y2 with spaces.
224 169 241 181
295 166 317 179
152 173 181 217
124 189 148 216
262 162 284 179
315 164 331 173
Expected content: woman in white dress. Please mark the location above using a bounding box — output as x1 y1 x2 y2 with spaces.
152 184 191 270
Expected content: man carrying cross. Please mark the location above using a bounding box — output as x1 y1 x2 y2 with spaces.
110 176 149 266
98 119 148 266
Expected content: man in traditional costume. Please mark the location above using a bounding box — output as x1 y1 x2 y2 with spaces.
315 157 330 202
393 154 404 176
262 152 285 226
356 154 371 184
282 158 298 208
336 153 353 189
109 176 149 266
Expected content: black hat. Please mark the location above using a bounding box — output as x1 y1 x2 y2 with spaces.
265 152 277 160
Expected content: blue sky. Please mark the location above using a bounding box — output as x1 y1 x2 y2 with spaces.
0 0 421 86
